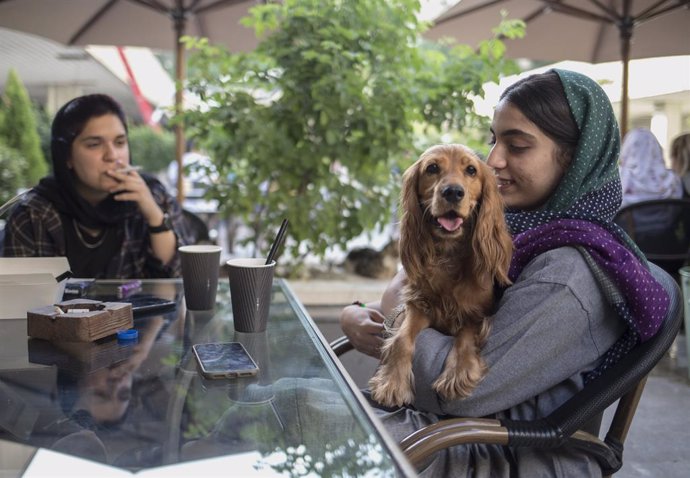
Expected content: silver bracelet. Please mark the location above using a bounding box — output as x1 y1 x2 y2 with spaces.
383 304 405 337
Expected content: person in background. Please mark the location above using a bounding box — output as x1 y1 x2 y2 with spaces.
339 70 671 476
619 127 682 207
3 94 193 278
670 132 690 197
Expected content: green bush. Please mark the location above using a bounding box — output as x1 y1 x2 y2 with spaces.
127 126 175 174
0 69 47 186
0 141 28 206
33 104 52 173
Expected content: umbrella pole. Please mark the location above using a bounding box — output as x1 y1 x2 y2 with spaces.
619 8 632 138
174 13 186 204
621 55 629 138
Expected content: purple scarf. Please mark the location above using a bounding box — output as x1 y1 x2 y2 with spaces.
509 219 668 342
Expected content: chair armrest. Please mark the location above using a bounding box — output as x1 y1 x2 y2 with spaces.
399 417 622 473
399 418 507 467
567 430 623 476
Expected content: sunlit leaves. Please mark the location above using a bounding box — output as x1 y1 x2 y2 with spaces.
181 0 522 264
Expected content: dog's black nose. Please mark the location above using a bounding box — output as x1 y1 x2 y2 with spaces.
442 185 465 203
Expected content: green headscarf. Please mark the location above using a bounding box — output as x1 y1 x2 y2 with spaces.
506 69 667 361
506 69 627 241
546 69 621 211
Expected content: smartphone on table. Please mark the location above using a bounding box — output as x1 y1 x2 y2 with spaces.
85 293 177 316
192 342 259 379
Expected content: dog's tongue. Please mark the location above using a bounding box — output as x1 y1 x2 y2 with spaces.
438 216 463 232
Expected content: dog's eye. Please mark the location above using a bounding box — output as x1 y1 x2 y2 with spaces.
425 163 440 175
466 165 477 176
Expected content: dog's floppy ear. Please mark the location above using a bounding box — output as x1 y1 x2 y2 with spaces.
472 162 513 286
399 159 430 282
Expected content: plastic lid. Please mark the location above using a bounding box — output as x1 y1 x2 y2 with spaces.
117 329 139 342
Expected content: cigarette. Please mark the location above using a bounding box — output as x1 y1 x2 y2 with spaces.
116 165 142 173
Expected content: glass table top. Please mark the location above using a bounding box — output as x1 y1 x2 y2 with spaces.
0 279 414 477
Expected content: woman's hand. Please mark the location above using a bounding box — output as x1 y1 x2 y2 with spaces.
339 269 406 359
107 167 161 223
107 166 176 265
339 302 386 359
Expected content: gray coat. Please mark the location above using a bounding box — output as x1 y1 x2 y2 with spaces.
370 246 625 477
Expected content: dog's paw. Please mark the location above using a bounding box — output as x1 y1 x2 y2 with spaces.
433 357 486 400
369 366 414 408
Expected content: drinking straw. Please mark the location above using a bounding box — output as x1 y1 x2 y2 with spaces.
266 219 289 265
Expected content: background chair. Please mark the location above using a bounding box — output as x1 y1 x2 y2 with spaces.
614 198 690 282
181 209 211 245
330 263 682 476
0 190 32 256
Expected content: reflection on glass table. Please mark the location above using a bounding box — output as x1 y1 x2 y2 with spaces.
0 279 414 477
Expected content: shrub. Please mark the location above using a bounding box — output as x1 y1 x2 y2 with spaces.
0 69 47 186
127 126 175 174
33 103 53 173
0 141 28 206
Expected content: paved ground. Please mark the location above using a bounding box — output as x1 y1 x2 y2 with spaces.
289 276 690 478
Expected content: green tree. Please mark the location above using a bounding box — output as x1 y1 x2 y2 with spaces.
0 140 27 206
127 125 175 174
33 103 53 173
0 69 47 186
183 0 523 259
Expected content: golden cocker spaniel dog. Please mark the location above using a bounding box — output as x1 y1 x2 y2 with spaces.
369 144 513 408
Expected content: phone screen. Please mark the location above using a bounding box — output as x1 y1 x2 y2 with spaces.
193 342 259 379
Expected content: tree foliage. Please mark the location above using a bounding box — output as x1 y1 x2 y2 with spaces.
0 140 27 205
128 125 175 174
0 69 47 186
182 0 523 259
33 103 53 172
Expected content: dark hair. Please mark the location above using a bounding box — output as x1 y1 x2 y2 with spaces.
51 94 128 181
671 133 690 177
56 368 130 430
499 70 579 169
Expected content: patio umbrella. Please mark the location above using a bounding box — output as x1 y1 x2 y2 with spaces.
425 0 690 136
0 0 264 202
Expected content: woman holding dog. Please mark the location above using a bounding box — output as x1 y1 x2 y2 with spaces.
340 69 671 476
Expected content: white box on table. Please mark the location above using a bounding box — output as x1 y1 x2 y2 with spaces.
0 257 70 319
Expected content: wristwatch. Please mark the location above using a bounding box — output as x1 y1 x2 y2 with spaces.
149 213 172 234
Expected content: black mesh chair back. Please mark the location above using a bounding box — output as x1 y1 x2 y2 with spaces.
182 209 211 245
614 198 690 279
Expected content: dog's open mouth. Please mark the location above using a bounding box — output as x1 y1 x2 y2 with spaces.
435 211 464 232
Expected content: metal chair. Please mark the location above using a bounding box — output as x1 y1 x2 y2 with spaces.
330 263 682 476
614 198 690 281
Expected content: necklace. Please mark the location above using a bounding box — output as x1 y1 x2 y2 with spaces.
72 218 107 249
